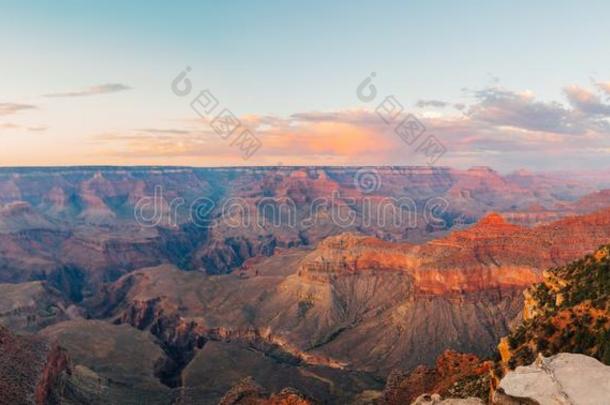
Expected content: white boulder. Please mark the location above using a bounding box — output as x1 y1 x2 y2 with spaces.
495 353 610 405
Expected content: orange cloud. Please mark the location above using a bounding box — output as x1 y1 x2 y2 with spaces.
264 121 392 156
92 111 401 166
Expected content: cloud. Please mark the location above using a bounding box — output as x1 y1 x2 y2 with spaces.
0 122 47 132
289 110 381 127
595 81 610 96
0 103 36 116
134 128 193 135
91 80 610 169
27 126 47 132
466 87 583 134
416 99 449 108
44 83 131 98
564 85 610 115
92 110 400 165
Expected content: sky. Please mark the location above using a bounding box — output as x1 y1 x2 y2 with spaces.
1 0 610 171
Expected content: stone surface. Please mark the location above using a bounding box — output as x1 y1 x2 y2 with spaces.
411 393 485 404
496 353 610 405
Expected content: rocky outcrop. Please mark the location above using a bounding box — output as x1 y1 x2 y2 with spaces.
40 319 173 404
218 377 267 405
197 236 278 275
0 324 70 405
0 281 74 333
394 352 610 405
500 244 610 369
298 233 415 279
494 353 610 405
381 351 492 404
0 201 54 232
218 377 316 405
35 344 71 405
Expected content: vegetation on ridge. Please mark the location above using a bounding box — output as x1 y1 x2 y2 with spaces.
502 244 610 368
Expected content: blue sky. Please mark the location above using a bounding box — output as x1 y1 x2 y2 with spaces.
1 1 610 170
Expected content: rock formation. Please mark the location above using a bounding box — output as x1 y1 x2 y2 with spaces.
0 324 70 405
499 244 610 369
217 377 315 405
381 351 491 404
217 377 267 405
494 353 610 405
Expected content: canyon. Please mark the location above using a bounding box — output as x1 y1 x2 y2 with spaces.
0 167 609 404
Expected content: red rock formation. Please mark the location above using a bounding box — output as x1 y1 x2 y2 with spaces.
0 325 70 405
35 344 71 405
381 350 491 404
299 209 610 295
218 377 316 405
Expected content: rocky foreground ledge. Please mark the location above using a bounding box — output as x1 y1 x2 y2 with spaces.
410 353 610 405
494 353 610 405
